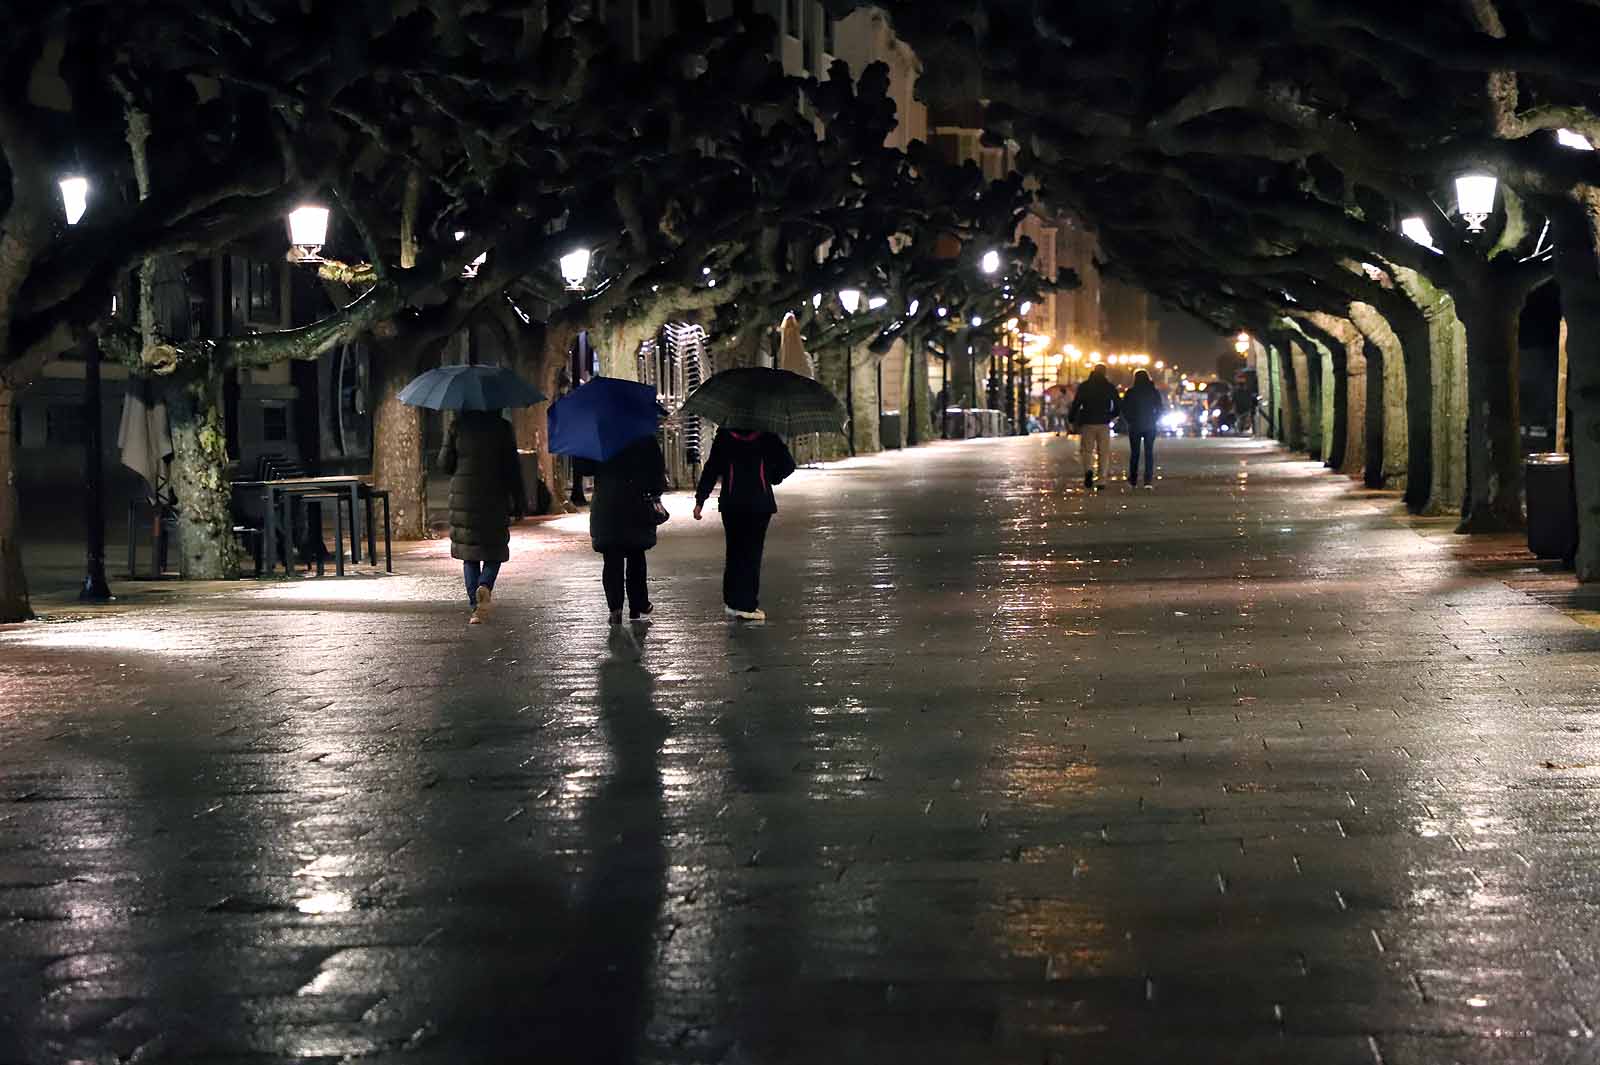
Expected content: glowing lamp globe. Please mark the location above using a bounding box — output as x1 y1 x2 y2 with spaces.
59 176 88 225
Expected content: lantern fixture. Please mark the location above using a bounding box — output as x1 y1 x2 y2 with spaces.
286 205 330 263
936 306 949 318
812 292 823 310
867 295 888 311
559 248 592 290
1455 174 1498 232
837 288 862 314
980 250 1001 275
908 299 920 316
59 176 88 225
1019 300 1032 316
970 315 983 328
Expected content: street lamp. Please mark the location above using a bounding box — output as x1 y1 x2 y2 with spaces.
970 315 983 328
908 299 920 316
59 176 88 225
1235 332 1251 355
980 250 1001 275
867 295 889 311
1400 216 1437 250
560 248 592 290
1019 300 1032 316
838 288 862 314
286 205 330 263
1455 174 1498 232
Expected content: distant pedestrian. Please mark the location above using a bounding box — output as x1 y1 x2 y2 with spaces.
1120 369 1165 488
439 410 528 624
1068 363 1120 490
575 435 668 625
693 427 796 621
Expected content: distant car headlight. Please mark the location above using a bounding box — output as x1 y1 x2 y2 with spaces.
1160 411 1186 428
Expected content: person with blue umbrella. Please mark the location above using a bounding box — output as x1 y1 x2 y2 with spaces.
400 365 543 624
550 377 668 625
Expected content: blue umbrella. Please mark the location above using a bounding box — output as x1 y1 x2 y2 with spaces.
398 365 546 411
548 377 662 461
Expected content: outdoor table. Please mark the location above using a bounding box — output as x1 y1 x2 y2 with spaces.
235 476 369 576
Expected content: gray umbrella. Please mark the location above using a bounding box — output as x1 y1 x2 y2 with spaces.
398 365 547 411
679 367 846 436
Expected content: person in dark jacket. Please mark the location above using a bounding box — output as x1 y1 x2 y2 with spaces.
1119 369 1166 488
1067 364 1121 490
575 435 668 625
693 427 796 621
439 410 527 624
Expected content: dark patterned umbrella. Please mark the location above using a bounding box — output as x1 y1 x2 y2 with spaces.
679 367 846 436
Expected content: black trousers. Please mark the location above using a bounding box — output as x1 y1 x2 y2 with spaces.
721 511 772 612
601 550 648 612
1128 430 1157 484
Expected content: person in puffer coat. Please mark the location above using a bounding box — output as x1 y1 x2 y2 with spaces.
693 427 796 621
439 410 527 624
574 435 668 625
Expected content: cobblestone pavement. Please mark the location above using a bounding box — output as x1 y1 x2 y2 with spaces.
4 437 1600 1065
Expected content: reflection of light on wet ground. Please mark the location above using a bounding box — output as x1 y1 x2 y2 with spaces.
251 578 431 604
0 625 197 654
296 891 354 915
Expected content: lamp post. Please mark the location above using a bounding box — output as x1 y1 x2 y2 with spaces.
64 177 111 600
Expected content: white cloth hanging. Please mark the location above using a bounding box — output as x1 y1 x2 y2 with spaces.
117 388 173 496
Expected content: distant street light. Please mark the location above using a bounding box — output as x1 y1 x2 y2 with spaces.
908 299 920 316
1400 216 1438 250
287 205 330 263
838 288 862 314
560 248 592 290
1455 174 1498 232
1019 300 1032 316
970 315 983 328
1235 332 1251 355
980 250 1001 275
936 306 949 318
868 295 889 311
59 176 88 225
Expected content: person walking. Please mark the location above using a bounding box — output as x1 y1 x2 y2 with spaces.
693 427 796 621
1120 369 1165 488
439 410 527 624
1067 363 1120 490
575 435 668 625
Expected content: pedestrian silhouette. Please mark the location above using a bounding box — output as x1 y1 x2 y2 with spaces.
575 436 669 625
1120 369 1166 488
439 410 527 624
693 427 796 621
1067 364 1120 490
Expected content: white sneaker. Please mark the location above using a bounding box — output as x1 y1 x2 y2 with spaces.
724 606 765 621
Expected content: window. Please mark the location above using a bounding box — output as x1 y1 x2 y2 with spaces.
823 13 835 55
262 404 289 442
786 0 800 36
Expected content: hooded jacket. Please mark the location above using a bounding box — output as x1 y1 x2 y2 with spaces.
695 429 797 515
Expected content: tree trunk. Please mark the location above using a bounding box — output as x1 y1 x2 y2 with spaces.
1457 277 1527 532
1348 301 1412 492
1552 196 1600 580
1393 270 1467 516
371 348 429 540
513 321 578 513
1318 340 1337 467
1287 340 1317 460
851 349 881 454
163 370 239 580
1304 313 1366 478
0 382 31 622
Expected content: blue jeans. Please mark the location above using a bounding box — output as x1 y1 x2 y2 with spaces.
463 560 502 605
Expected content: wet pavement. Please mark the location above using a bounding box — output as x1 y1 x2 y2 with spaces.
4 436 1600 1064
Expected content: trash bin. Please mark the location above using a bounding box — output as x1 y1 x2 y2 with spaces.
1526 453 1577 560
